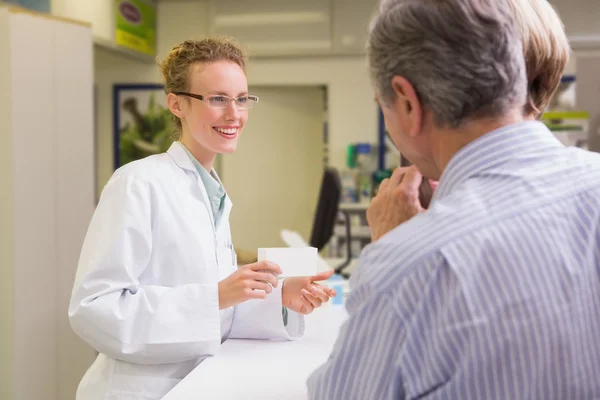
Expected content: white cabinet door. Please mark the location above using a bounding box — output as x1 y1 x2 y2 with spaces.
53 19 96 400
10 11 58 400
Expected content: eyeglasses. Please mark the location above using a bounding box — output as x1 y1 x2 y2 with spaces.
173 92 259 110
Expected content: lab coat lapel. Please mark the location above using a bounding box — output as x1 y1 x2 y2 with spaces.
166 141 196 173
167 142 217 230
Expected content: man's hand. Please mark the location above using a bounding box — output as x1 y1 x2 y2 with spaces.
282 270 336 315
367 165 424 242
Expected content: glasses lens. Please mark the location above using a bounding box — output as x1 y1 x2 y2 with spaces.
235 96 257 110
208 95 230 108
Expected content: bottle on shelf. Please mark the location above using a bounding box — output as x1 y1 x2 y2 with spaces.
340 144 359 203
355 143 377 202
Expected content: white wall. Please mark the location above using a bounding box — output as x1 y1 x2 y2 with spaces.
52 0 113 42
223 86 326 251
94 0 377 194
95 1 212 195
550 0 600 41
94 47 160 196
247 57 377 169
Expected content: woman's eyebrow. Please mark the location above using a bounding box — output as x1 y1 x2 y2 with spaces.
207 91 249 96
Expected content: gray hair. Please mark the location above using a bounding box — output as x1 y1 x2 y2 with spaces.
369 0 527 128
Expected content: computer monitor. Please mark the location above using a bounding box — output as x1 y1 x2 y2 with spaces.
309 167 341 251
308 167 352 278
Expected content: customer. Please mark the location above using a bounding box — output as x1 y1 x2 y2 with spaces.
307 0 600 398
411 0 571 210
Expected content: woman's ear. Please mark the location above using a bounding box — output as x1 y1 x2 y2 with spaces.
167 93 185 119
390 76 423 137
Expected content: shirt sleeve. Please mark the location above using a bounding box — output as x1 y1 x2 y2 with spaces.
228 278 304 340
307 236 447 400
306 284 407 400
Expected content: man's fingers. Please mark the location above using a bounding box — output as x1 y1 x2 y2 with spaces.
377 178 390 194
389 167 410 186
399 165 423 194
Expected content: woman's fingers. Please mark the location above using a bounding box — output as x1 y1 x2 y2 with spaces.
307 284 331 303
251 271 279 288
244 287 268 300
299 294 314 315
249 280 273 294
301 289 322 308
308 269 334 282
249 260 281 275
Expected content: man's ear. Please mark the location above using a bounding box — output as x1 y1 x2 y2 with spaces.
167 93 185 119
390 76 423 137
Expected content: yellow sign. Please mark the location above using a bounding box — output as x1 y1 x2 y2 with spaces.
115 0 156 57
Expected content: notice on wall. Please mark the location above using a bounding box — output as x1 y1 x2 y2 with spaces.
115 0 156 57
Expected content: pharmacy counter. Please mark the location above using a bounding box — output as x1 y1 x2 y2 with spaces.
163 305 349 400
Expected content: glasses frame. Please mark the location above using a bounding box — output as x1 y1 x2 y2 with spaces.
173 91 259 109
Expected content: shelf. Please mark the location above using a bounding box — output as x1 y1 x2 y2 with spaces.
333 225 371 239
93 35 156 64
339 202 370 212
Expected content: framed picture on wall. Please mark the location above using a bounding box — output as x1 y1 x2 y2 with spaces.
113 84 175 170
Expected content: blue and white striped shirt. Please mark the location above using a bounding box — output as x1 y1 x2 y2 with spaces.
307 121 600 399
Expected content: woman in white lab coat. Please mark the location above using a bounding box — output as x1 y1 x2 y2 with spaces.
68 37 336 400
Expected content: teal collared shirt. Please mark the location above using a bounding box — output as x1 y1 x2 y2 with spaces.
181 144 226 228
181 143 289 327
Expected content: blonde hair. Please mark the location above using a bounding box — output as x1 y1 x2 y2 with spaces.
158 37 248 137
509 0 570 118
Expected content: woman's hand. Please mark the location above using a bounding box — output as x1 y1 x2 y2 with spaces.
282 269 337 315
218 261 281 309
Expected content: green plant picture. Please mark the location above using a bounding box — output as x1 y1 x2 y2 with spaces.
113 84 175 169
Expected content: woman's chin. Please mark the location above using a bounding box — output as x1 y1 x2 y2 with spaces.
216 143 238 154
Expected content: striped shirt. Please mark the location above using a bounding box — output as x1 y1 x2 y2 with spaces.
307 121 600 399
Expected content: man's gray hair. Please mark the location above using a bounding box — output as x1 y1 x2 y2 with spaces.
369 0 527 128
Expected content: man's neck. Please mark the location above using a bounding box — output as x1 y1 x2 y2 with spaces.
180 136 216 172
432 111 524 176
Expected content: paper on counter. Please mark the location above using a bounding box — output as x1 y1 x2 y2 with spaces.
258 247 318 278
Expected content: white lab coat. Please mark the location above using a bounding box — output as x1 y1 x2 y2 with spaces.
68 142 304 400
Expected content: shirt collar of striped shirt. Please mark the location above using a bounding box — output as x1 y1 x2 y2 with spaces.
432 120 563 201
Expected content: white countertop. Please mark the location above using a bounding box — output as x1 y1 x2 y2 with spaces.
163 306 349 400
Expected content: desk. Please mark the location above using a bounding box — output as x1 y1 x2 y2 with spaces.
163 306 349 400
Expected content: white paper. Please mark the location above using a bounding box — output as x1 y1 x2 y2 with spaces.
257 247 318 278
280 229 332 272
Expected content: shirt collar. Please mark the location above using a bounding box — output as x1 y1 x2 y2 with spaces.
433 121 563 201
179 142 225 200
